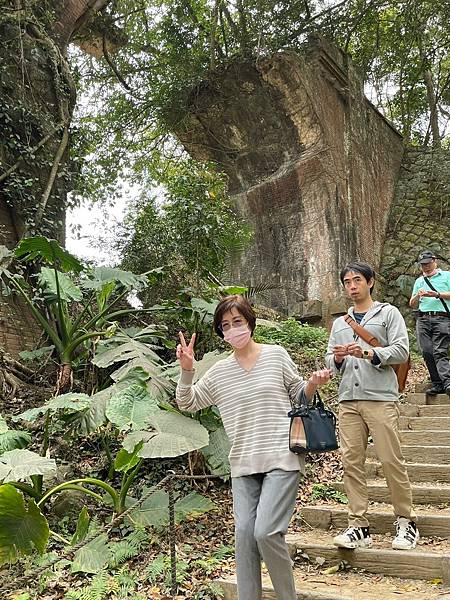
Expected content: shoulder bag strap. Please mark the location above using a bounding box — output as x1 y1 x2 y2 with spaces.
423 276 450 314
344 314 381 348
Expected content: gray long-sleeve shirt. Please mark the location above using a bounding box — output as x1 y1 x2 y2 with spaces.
325 302 409 402
176 344 306 477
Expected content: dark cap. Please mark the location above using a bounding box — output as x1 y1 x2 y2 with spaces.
418 250 436 264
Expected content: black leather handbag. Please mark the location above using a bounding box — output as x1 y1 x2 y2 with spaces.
288 391 338 454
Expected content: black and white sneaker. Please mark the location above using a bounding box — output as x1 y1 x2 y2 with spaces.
333 526 372 549
392 517 419 550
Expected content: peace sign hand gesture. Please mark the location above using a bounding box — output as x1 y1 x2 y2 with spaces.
176 332 196 371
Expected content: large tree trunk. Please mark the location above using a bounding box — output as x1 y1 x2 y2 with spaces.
0 0 119 356
0 0 117 244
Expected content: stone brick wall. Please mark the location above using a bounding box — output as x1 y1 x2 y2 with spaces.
379 149 450 321
174 35 404 322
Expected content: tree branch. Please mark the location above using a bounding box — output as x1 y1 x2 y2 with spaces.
0 122 65 184
34 126 69 228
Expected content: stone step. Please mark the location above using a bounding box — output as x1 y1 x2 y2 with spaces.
407 393 449 406
217 570 450 599
300 505 450 537
218 577 350 600
287 532 450 583
367 444 450 464
399 430 450 446
399 404 450 417
366 461 450 483
332 481 450 504
427 394 450 405
399 416 450 430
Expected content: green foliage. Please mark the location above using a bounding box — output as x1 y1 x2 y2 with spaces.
0 415 31 455
14 236 84 273
63 570 111 599
19 345 54 363
201 426 231 477
118 161 252 302
72 534 111 574
0 484 49 565
254 318 329 356
0 449 56 483
123 411 210 458
310 483 348 504
107 528 148 568
145 553 190 587
331 0 450 145
105 384 159 431
71 507 91 546
1 237 158 377
128 489 215 528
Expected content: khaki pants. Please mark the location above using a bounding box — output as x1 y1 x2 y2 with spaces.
339 400 415 528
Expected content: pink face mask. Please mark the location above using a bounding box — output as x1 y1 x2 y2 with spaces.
223 325 251 349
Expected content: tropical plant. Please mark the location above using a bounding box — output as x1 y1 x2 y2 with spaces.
0 414 32 455
0 236 162 391
0 399 212 566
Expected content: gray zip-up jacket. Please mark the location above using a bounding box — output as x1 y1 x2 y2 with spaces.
325 302 409 402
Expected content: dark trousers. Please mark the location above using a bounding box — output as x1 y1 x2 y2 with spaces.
416 314 450 389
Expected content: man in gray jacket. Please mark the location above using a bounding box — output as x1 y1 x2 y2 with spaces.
326 262 419 550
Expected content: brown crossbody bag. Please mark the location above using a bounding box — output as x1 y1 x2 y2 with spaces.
344 314 411 392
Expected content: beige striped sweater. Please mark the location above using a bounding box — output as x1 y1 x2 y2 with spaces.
176 344 306 477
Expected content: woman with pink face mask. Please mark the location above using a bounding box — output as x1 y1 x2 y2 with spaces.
176 295 331 600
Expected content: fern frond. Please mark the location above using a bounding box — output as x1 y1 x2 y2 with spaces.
107 528 148 568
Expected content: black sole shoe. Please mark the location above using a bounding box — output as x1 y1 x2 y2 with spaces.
425 387 445 396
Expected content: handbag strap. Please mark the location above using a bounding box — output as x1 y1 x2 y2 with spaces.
423 276 450 314
343 314 381 348
294 389 324 409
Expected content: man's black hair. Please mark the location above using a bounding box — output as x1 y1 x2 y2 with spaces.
340 262 376 295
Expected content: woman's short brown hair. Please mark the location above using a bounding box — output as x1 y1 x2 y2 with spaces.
213 295 256 339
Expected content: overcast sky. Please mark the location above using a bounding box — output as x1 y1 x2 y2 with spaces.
66 197 126 265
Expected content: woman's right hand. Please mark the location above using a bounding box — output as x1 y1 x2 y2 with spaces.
176 331 196 371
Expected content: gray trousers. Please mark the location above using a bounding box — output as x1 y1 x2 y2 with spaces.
416 314 450 388
232 469 300 600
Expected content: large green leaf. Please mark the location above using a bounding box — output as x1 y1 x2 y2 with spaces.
71 507 91 546
38 267 83 303
73 374 149 435
14 237 83 273
190 297 218 323
81 267 149 291
74 387 112 434
13 393 92 428
128 489 169 528
123 412 209 458
71 534 111 574
193 350 229 381
92 338 162 370
12 406 46 424
129 490 215 529
113 442 143 473
174 491 216 522
0 449 56 482
201 426 231 477
105 384 159 431
46 392 92 412
111 358 174 401
0 484 49 564
0 430 32 455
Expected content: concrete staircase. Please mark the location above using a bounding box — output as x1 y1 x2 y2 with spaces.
218 390 450 599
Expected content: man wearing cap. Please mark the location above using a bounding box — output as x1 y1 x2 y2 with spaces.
409 251 450 396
